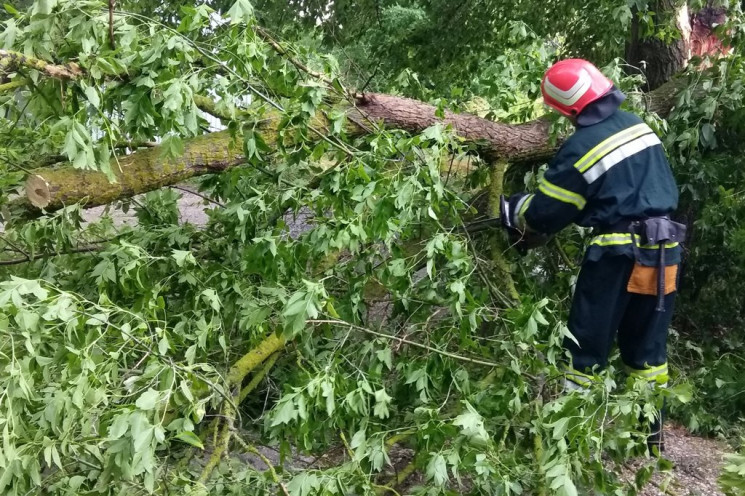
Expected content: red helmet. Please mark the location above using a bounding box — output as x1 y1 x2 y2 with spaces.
541 59 614 117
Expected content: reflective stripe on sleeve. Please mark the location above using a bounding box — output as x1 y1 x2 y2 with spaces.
582 133 662 184
515 193 535 229
538 179 586 210
515 194 533 218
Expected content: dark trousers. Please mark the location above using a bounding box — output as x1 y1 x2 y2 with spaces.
564 255 677 374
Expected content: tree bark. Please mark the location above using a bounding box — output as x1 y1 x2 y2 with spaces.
626 2 729 91
27 131 242 209
353 93 554 163
626 1 692 91
24 83 686 212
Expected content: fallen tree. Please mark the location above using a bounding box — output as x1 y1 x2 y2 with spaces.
24 81 686 212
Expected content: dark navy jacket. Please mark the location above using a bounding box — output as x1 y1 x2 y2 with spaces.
516 108 680 265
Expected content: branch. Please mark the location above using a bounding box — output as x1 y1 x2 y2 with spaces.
378 458 417 496
0 78 29 93
255 26 334 87
309 319 499 368
197 406 233 486
108 0 116 50
226 332 286 387
19 77 688 215
0 50 83 80
237 351 280 403
193 334 285 488
231 434 291 496
193 94 251 122
0 244 102 266
487 160 519 302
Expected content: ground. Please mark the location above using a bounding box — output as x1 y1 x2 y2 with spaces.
621 424 730 496
80 189 734 495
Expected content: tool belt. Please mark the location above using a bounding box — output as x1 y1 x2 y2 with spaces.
596 216 686 312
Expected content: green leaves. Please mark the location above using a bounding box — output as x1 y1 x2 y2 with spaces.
453 402 489 446
281 281 327 337
31 0 58 16
135 388 161 411
373 388 392 419
4 1 745 495
426 453 449 486
720 450 745 494
227 0 254 25
83 85 101 109
544 461 578 496
174 431 204 449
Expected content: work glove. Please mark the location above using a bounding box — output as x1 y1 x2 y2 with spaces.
500 194 552 255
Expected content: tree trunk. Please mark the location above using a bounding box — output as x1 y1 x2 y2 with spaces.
27 131 242 209
24 84 686 212
353 93 554 163
626 2 729 90
626 1 692 91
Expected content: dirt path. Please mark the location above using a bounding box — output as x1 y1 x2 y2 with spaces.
619 424 729 496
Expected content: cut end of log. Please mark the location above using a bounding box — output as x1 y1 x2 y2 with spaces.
26 175 51 209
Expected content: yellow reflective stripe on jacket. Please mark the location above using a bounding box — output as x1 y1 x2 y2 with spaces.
574 123 652 173
590 233 679 249
590 233 634 246
583 133 662 184
538 179 586 210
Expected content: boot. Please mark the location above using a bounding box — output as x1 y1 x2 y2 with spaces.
643 397 666 455
647 408 665 454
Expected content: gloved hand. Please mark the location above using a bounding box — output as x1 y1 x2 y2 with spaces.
500 194 553 255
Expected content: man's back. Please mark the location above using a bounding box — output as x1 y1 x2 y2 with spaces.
569 110 679 229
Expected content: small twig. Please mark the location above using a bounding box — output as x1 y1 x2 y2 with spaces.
121 352 151 382
553 238 576 269
170 185 225 208
309 319 500 368
359 61 381 95
0 234 30 261
231 434 290 496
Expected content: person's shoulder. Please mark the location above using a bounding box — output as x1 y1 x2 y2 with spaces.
613 109 644 125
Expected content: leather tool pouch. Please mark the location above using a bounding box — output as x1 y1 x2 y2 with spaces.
627 264 678 295
625 217 686 306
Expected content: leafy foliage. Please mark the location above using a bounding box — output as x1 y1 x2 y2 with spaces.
1 0 745 495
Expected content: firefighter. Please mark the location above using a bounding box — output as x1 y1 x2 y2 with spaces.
500 59 686 453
